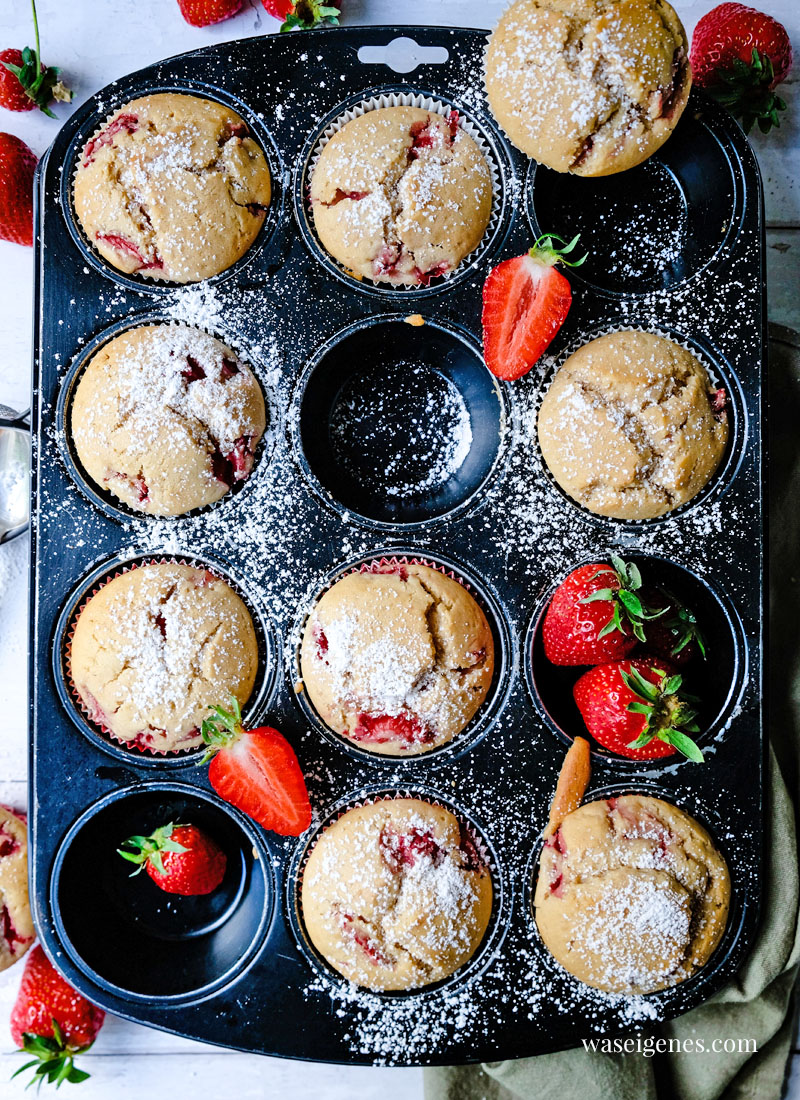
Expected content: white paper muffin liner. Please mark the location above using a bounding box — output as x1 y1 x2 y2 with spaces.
305 92 503 291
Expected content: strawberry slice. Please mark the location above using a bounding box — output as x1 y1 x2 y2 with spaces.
200 697 312 836
481 234 586 381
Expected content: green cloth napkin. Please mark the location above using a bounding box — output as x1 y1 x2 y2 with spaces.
425 327 800 1100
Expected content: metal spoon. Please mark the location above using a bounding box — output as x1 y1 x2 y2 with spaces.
0 405 30 544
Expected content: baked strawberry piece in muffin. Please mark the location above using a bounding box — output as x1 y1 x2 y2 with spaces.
73 92 271 282
0 805 34 972
299 562 494 756
310 106 492 286
70 324 266 517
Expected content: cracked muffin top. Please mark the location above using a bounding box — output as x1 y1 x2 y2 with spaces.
73 93 271 283
70 324 266 517
0 806 34 974
309 106 493 286
485 0 691 176
535 795 730 993
301 798 493 991
537 330 728 520
69 563 258 754
299 562 494 756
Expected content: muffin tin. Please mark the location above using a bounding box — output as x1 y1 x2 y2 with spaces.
29 27 766 1065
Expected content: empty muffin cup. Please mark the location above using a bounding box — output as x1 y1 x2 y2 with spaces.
292 315 508 527
525 552 747 766
527 101 743 296
51 782 273 1002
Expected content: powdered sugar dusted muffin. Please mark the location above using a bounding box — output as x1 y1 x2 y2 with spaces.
535 795 730 993
0 806 34 973
485 0 691 176
301 799 492 991
299 563 494 756
69 563 258 753
73 93 271 282
70 324 266 517
537 330 728 520
309 107 493 286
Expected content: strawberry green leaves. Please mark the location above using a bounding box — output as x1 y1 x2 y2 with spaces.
12 1019 92 1089
117 822 189 877
621 665 704 763
580 555 666 644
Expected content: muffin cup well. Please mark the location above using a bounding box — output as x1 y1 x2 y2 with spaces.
293 87 514 298
290 314 509 530
56 314 278 526
287 785 508 1000
532 324 747 531
289 548 516 768
523 780 742 1008
524 550 748 770
50 782 274 1004
57 552 277 766
62 81 285 294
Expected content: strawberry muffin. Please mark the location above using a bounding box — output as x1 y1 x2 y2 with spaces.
537 330 728 520
299 563 494 756
0 806 34 972
301 798 492 991
70 324 266 517
485 0 691 176
535 794 730 993
73 93 271 282
309 106 493 286
68 563 258 753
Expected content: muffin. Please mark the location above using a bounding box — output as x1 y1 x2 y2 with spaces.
309 106 493 285
485 0 691 176
299 563 494 755
0 806 34 972
70 324 266 517
69 563 258 753
535 794 730 993
74 93 271 282
301 798 493 991
537 330 728 520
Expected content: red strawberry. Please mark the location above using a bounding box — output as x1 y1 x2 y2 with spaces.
177 0 243 28
542 556 666 666
0 133 36 246
201 697 312 836
573 658 704 762
261 0 341 31
690 4 793 133
481 234 586 381
118 822 227 896
10 945 104 1088
0 1 72 117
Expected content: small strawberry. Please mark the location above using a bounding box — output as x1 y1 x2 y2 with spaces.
0 133 36 247
542 555 666 666
262 0 341 32
10 945 104 1088
0 1 72 117
177 0 243 28
201 696 312 836
640 600 707 667
481 234 586 381
690 4 793 134
118 822 227 896
573 658 704 762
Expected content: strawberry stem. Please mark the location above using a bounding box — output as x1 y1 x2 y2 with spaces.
30 0 41 83
580 555 667 644
117 822 189 877
12 1019 93 1088
200 695 244 762
529 232 588 268
621 666 704 762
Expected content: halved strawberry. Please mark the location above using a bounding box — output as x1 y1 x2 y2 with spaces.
573 659 704 762
481 234 586 381
201 697 312 836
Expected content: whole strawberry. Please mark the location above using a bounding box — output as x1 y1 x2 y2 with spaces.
0 133 36 246
11 945 105 1088
640 600 707 667
177 0 243 28
690 4 793 133
542 555 665 666
262 0 341 32
0 1 72 117
118 822 227 896
573 658 704 762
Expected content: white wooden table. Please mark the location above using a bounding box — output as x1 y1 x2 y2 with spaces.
0 1 797 1095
